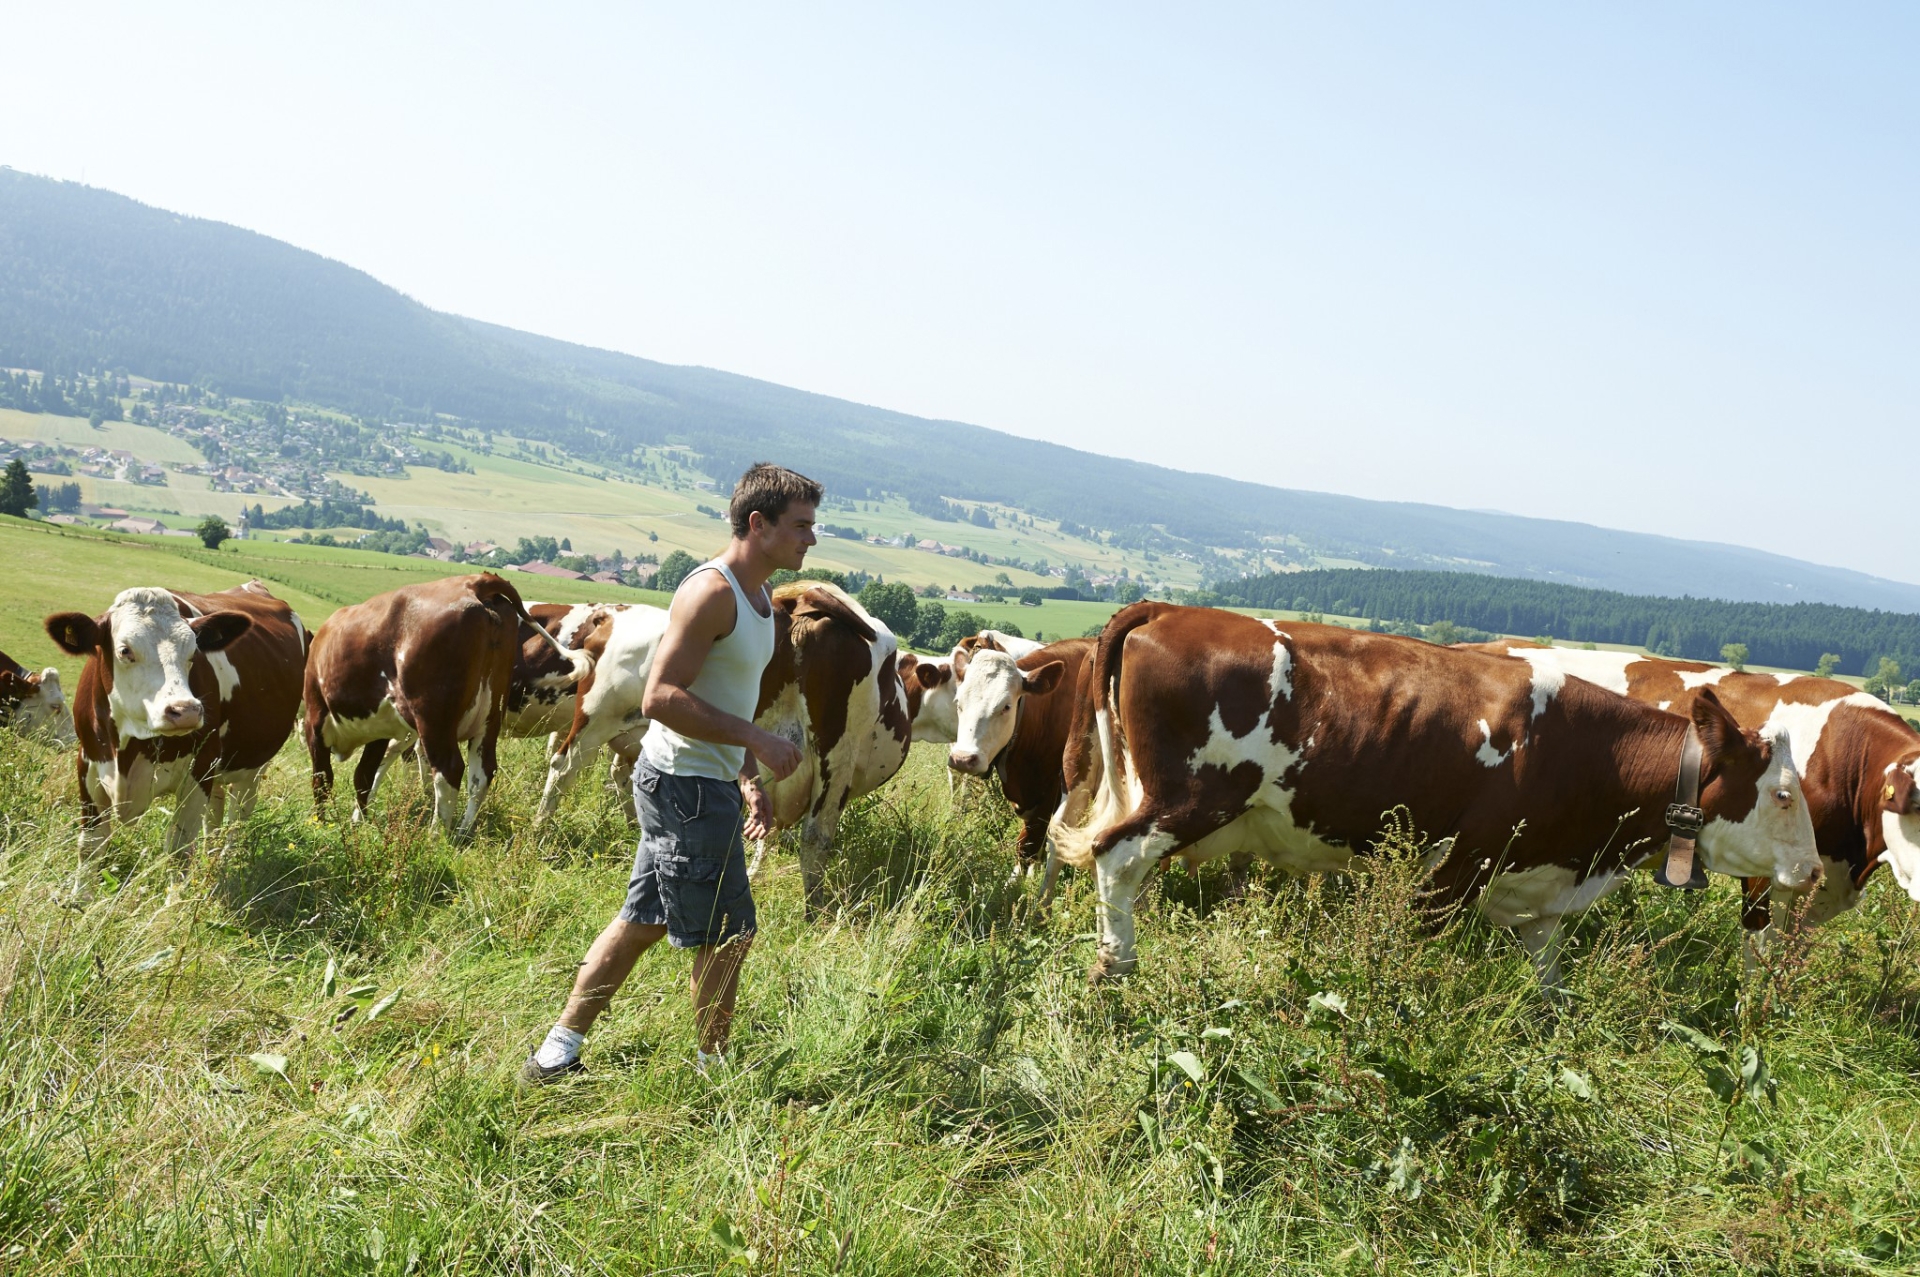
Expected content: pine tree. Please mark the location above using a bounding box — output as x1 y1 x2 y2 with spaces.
0 459 38 517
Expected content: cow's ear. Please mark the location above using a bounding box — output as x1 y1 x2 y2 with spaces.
1690 687 1752 770
1885 765 1920 816
46 612 101 657
0 669 25 698
953 648 970 683
37 668 61 693
190 612 252 652
1023 659 1066 696
917 662 947 690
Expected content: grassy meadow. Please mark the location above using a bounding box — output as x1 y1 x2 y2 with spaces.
0 517 670 686
4 709 1920 1274
3 490 1920 1273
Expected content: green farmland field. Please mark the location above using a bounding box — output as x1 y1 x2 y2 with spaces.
2 512 1920 1272
0 516 669 685
3 714 1920 1273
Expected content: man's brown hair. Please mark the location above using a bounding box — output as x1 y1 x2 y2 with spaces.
729 462 823 538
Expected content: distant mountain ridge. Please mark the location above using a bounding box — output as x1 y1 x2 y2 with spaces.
3 167 1916 612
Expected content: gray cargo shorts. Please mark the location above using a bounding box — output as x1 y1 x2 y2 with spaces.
619 757 756 948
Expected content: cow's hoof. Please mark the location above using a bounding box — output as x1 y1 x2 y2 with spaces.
1087 950 1135 984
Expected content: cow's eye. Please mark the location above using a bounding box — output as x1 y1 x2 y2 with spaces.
1774 788 1793 807
999 705 1011 714
117 645 135 662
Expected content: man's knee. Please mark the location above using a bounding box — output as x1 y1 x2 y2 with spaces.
617 918 669 946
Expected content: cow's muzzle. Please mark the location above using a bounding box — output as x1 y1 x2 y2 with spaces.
947 749 989 776
159 699 205 733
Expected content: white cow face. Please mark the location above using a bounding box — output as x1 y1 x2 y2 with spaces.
1695 692 1820 890
46 589 251 739
1878 755 1920 900
947 648 1063 776
0 666 75 746
903 657 959 744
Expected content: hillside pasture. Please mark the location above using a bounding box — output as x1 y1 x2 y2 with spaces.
3 714 1920 1272
1 514 1919 1271
0 517 669 685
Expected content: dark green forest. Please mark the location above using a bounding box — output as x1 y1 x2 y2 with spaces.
242 499 407 533
5 169 1918 611
1232 568 1920 674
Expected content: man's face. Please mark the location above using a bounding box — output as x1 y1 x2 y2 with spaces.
754 501 817 570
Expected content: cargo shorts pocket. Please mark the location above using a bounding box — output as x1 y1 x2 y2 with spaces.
657 839 725 884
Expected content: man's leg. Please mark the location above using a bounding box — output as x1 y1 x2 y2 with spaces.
690 934 753 1058
560 916 667 1033
523 779 673 1083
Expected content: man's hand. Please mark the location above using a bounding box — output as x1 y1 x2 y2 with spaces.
750 727 803 781
740 778 774 841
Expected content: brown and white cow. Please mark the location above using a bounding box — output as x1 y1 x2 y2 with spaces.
504 602 619 741
955 629 1045 661
302 573 586 837
750 582 914 910
946 638 1095 892
0 649 75 746
534 602 670 823
1469 642 1920 936
44 582 307 863
896 652 960 745
1053 603 1821 986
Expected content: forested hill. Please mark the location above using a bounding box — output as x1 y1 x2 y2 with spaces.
1234 568 1920 675
4 168 1918 610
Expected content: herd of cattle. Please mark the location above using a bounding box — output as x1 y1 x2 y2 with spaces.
3 575 1918 991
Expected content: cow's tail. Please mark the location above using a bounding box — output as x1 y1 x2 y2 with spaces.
476 573 593 685
1049 602 1162 872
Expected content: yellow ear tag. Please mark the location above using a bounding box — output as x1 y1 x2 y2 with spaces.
1886 784 1899 803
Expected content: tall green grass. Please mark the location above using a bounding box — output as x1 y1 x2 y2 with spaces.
2 731 1918 1274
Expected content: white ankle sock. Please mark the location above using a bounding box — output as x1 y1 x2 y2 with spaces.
534 1025 584 1068
696 1047 727 1074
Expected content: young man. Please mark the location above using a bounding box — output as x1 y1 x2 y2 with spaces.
521 463 818 1083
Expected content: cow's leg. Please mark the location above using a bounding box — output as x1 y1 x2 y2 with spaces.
416 727 467 834
164 782 211 865
1512 916 1568 997
456 733 495 840
222 769 264 829
351 740 390 822
204 782 228 831
612 756 639 824
797 820 831 918
1740 877 1774 980
1089 827 1173 982
536 731 599 825
70 757 113 901
306 720 335 814
1007 815 1049 886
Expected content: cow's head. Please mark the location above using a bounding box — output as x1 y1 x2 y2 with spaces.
947 647 1063 776
1691 688 1819 890
45 589 251 739
0 665 75 746
897 653 959 744
1876 751 1920 899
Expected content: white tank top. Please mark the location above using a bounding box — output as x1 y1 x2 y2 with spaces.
641 560 777 781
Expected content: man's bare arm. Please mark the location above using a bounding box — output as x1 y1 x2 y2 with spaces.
643 571 801 780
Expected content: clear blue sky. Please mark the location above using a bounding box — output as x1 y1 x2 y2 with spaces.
9 3 1916 581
